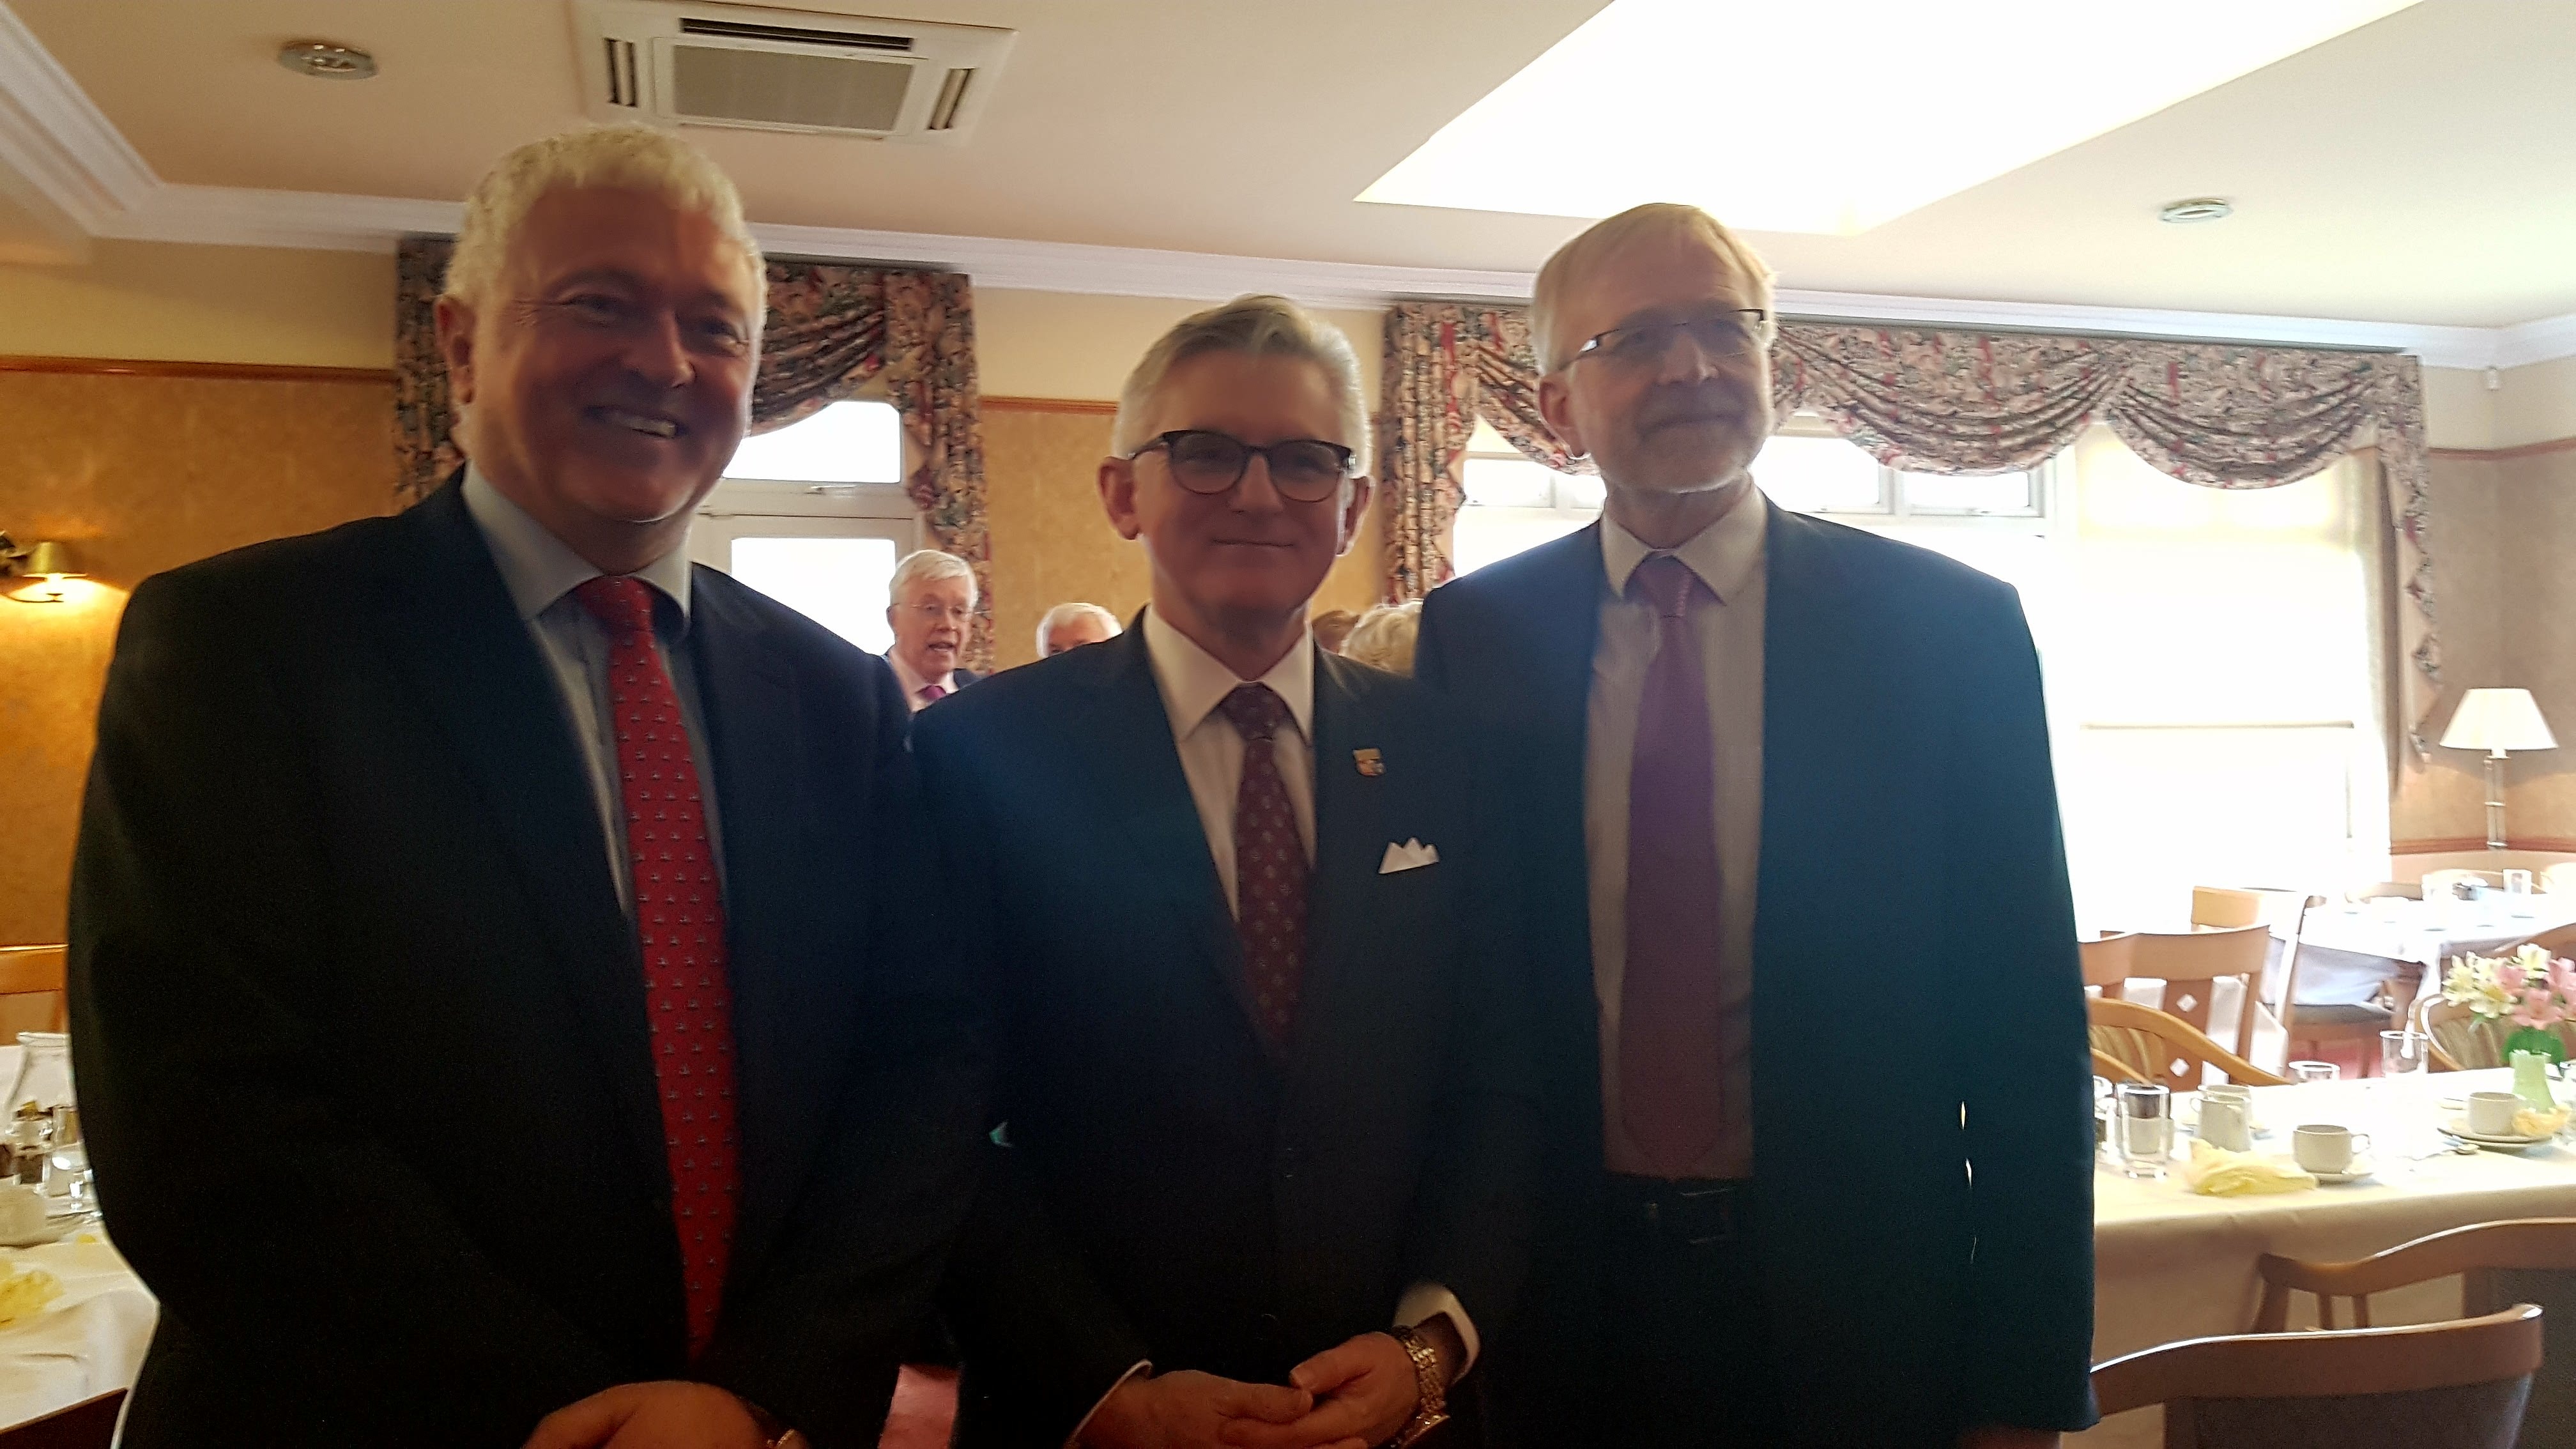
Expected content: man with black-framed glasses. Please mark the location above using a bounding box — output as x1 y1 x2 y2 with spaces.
916 295 1538 1449
1417 205 2095 1448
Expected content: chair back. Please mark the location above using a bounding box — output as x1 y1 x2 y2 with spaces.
2092 1304 2542 1449
2418 999 2576 1071
2192 886 2266 928
0 1389 124 1449
2088 997 2288 1092
0 946 66 1035
2352 881 2423 902
2081 932 2140 997
2542 862 2576 896
2129 923 2272 1057
2255 1220 2576 1447
2092 1048 2150 1085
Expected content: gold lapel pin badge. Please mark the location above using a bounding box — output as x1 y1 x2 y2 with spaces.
1353 747 1385 778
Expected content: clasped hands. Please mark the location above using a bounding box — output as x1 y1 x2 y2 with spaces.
1085 1324 1451 1449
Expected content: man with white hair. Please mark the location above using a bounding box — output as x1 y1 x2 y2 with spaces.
70 125 986 1449
1416 204 2094 1448
919 296 1537 1449
887 548 983 707
1036 601 1121 659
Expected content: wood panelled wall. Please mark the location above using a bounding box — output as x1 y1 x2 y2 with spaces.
0 362 398 945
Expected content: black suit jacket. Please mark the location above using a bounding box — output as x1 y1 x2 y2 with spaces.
1416 507 2097 1445
914 627 1538 1446
68 481 989 1448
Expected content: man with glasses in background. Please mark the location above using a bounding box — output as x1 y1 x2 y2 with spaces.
887 548 983 708
1416 206 2096 1448
918 295 1538 1449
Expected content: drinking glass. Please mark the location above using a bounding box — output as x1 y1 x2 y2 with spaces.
2380 1030 2430 1077
2092 1076 2113 1154
2288 1060 2342 1084
3 1033 84 1208
2506 870 2536 917
2115 1083 2172 1179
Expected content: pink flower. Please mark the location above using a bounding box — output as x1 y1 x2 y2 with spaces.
2514 988 2565 1029
2499 961 2529 992
2550 958 2576 1002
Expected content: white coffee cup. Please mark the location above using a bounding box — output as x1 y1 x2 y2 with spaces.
2469 1091 2524 1137
2293 1124 2371 1174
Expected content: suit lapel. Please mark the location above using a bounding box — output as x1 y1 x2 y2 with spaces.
373 482 668 1184
1295 654 1384 1079
1077 627 1265 1050
685 572 815 1282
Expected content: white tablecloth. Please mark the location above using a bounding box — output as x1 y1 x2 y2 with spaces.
0 1047 155 1436
2294 895 2576 970
2076 1068 2576 1447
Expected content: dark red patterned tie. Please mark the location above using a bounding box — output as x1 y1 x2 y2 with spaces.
1621 554 1725 1177
1222 684 1308 1048
572 576 740 1357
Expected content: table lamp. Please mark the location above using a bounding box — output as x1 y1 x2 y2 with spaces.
2441 687 2557 850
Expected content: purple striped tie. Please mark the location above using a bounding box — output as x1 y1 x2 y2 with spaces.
1621 554 1726 1177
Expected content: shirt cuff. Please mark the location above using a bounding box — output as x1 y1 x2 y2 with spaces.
1062 1360 1153 1449
1395 1282 1478 1379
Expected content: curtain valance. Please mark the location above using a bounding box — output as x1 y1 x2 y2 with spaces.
394 238 997 670
1377 302 2439 747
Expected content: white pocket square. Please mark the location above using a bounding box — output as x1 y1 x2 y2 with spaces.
1378 838 1440 875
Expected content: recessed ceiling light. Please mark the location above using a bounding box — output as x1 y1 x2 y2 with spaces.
1359 0 2416 235
277 40 377 80
2159 197 2235 224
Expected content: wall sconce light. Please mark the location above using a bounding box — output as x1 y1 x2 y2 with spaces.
0 534 84 604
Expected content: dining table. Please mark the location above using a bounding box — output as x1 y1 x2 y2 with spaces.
2075 1066 2576 1448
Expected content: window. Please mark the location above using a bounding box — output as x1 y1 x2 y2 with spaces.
1439 411 2379 923
689 399 918 652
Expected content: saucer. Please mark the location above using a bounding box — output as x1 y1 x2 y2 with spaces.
2444 1117 2555 1150
0 1210 92 1249
2306 1160 2375 1183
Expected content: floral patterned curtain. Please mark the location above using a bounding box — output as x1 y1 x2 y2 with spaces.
393 237 997 670
1378 301 2442 749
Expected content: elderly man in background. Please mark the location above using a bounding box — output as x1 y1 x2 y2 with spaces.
887 549 982 707
1416 204 2094 1448
920 295 1537 1449
1307 608 1358 655
1337 602 1420 676
70 125 986 1448
1036 601 1121 659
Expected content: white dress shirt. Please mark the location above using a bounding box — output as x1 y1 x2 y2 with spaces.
889 653 960 712
461 466 725 914
1586 489 1768 1180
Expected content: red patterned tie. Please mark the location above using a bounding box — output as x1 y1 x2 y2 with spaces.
572 576 740 1357
1222 684 1308 1048
1621 555 1726 1177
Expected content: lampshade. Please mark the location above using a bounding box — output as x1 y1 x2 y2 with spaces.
19 542 79 578
2441 688 2557 754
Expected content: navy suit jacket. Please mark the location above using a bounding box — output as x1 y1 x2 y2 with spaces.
916 625 1540 1446
70 480 989 1448
1416 505 2097 1444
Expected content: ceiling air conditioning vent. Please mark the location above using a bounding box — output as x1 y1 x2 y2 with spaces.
573 1 1014 144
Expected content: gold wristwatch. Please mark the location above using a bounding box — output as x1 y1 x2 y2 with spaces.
1388 1325 1450 1447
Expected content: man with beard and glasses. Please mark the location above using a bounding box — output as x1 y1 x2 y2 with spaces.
1416 204 2095 1449
70 125 986 1448
919 295 1537 1449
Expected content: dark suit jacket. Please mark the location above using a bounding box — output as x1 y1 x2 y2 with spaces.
914 626 1538 1446
68 480 989 1448
1416 507 2097 1445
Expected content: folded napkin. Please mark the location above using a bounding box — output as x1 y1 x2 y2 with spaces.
2515 1106 2570 1137
2181 1138 2317 1195
0 1287 156 1427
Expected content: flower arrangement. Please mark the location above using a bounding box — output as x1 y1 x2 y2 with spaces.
2444 944 2576 1062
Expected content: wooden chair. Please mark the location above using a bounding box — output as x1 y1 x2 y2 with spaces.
2091 1305 2542 1449
2089 997 2288 1091
2543 862 2576 896
0 946 66 1034
2255 1220 2576 1446
2080 932 2139 999
2510 921 2576 956
0 1390 125 1449
2192 885 2266 928
2092 1048 2150 1085
2126 923 2272 1060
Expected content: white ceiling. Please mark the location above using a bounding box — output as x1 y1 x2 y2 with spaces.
5 0 2576 332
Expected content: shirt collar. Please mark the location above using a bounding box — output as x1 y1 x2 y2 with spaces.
462 463 694 625
887 652 956 700
1142 606 1316 745
1599 482 1767 602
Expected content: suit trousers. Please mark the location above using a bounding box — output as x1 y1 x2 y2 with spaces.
1598 1176 1780 1449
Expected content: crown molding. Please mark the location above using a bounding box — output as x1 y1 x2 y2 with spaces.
1 0 2571 370
0 2 152 231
